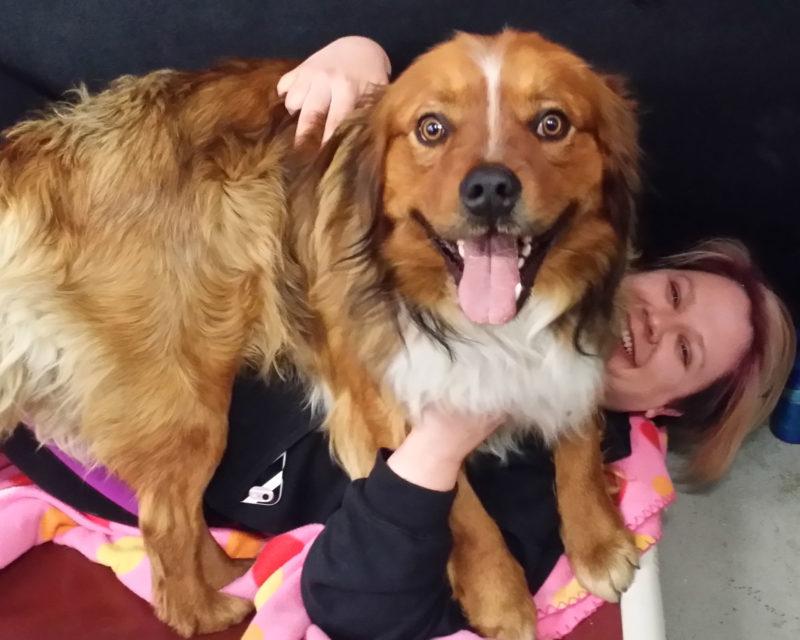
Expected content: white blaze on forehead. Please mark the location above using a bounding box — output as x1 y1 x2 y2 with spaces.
471 43 506 159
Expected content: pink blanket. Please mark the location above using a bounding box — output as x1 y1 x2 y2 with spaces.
0 416 673 639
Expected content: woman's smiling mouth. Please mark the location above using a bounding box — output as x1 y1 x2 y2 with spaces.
621 314 636 366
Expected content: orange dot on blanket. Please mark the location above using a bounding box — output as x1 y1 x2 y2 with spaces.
38 508 77 542
252 533 304 587
241 625 264 640
651 475 674 498
224 530 265 559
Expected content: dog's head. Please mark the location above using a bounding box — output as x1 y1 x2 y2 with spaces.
343 30 639 333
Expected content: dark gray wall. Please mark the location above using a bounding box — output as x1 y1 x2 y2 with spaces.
1 0 798 316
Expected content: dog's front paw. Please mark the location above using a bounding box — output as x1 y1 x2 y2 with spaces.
569 526 639 603
450 547 537 640
155 586 253 637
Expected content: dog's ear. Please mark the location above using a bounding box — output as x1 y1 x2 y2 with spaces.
342 89 389 234
328 86 397 268
306 86 389 249
572 74 641 353
311 88 395 323
596 74 640 247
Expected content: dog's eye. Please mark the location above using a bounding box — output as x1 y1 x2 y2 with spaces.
533 110 570 141
416 114 448 146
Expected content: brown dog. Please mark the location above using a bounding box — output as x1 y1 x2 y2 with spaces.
0 31 639 638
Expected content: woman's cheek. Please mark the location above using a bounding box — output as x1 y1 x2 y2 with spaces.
648 355 685 397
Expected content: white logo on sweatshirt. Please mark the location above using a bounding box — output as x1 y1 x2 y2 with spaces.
241 452 286 506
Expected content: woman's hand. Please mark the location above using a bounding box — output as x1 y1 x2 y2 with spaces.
277 36 391 143
388 408 505 492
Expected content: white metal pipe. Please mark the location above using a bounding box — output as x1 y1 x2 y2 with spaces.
621 546 666 640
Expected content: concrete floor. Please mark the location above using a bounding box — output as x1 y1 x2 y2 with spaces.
660 427 800 639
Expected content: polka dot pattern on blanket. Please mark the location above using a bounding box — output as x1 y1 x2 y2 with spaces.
0 415 674 640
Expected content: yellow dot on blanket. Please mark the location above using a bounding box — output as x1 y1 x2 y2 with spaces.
224 530 265 560
551 577 587 608
240 625 264 640
634 533 656 551
96 536 146 575
38 508 77 542
652 475 674 497
254 568 284 610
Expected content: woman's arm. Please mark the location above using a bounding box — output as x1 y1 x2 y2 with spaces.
301 409 502 640
277 36 391 143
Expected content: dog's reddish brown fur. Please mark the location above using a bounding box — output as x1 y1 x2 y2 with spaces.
0 31 639 638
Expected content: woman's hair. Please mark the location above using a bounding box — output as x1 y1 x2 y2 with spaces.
641 238 796 486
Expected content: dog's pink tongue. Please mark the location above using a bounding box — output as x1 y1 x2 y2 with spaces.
457 234 520 325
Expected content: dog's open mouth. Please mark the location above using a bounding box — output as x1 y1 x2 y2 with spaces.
412 212 555 325
412 208 576 326
433 232 543 325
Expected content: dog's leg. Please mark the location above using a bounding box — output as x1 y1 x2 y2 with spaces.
554 415 640 602
320 346 534 638
320 348 408 478
325 387 402 478
448 475 537 640
95 398 253 637
327 390 535 638
199 526 253 590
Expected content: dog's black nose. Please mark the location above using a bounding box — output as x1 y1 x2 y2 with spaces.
459 163 521 221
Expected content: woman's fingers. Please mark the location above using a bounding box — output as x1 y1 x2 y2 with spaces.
322 79 358 143
276 37 391 146
283 75 311 115
295 78 332 142
276 68 297 97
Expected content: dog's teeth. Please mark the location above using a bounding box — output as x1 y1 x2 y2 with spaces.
521 243 531 257
457 240 465 258
523 235 532 244
515 283 523 300
517 257 525 268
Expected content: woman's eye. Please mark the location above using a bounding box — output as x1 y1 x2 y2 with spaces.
679 337 691 367
670 281 681 308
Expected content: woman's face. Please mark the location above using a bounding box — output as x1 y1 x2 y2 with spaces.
603 269 753 414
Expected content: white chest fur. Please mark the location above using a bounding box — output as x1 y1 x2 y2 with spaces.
384 300 604 455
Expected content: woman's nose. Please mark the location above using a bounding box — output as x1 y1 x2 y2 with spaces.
645 307 664 342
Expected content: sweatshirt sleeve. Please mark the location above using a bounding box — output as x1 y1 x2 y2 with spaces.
300 452 469 640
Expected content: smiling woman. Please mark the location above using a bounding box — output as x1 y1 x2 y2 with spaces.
605 268 753 413
604 239 795 484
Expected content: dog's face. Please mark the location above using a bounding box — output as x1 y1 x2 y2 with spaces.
364 31 638 328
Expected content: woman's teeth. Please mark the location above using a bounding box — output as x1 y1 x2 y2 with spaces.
621 326 634 363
